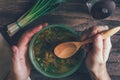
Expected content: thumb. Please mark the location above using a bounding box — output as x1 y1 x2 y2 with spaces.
93 34 103 56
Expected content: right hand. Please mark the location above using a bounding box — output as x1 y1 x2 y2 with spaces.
81 26 112 80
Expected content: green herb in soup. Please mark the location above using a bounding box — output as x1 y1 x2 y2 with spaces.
33 26 83 75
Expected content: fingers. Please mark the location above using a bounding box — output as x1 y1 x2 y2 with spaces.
18 25 43 47
80 25 108 41
81 25 109 52
18 23 48 47
12 46 19 61
103 37 112 61
93 34 103 56
90 25 109 37
91 26 109 55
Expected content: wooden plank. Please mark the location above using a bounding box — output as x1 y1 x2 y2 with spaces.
110 76 120 80
108 49 120 63
0 0 34 25
107 62 120 76
111 35 120 48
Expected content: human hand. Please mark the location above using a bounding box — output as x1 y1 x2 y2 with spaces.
6 23 48 80
81 26 112 80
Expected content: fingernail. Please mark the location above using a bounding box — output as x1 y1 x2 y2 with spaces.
38 25 42 29
33 25 43 34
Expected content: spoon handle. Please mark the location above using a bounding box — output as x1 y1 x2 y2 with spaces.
101 26 120 39
81 26 120 45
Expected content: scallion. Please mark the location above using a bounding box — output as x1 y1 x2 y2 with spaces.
7 0 66 37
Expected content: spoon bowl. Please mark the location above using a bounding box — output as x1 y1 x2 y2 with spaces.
54 42 79 58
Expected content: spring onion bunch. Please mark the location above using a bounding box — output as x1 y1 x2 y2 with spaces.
7 0 66 37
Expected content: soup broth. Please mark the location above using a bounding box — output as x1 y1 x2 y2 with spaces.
33 26 84 75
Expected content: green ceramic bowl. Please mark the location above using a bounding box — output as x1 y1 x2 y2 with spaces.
29 24 85 78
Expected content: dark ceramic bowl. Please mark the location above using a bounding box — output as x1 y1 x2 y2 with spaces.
29 24 85 78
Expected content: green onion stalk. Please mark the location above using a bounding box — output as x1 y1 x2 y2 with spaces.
7 0 66 37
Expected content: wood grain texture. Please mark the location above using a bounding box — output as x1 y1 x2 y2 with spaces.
0 0 120 80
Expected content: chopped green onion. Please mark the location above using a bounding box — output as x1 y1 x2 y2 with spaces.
7 0 66 37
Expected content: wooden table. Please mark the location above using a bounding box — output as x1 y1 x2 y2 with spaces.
0 0 120 80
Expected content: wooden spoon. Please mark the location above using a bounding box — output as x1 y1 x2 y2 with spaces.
54 26 120 58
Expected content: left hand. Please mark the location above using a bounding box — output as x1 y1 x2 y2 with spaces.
6 23 48 80
80 26 111 80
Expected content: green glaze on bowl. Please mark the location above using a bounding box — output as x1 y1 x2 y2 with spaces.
29 24 85 78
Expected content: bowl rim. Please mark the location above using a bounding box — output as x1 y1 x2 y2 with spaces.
29 24 85 78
